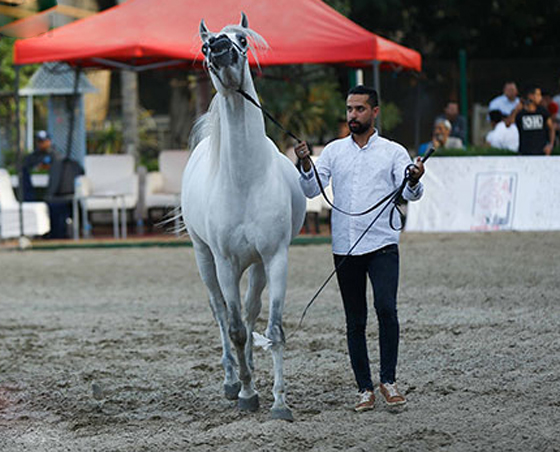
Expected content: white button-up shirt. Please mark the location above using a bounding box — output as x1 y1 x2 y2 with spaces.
486 121 519 152
488 94 520 116
299 132 423 255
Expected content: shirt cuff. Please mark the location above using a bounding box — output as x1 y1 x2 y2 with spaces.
300 167 314 180
405 181 422 195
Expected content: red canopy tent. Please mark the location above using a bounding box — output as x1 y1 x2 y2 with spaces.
13 0 421 72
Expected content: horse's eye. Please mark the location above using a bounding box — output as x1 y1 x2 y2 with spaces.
239 36 247 47
202 43 209 55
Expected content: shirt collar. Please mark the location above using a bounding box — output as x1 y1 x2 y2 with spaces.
350 129 379 151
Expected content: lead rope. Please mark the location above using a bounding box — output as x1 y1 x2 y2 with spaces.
236 88 435 335
237 88 404 217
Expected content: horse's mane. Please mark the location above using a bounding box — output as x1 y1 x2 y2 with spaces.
189 24 268 154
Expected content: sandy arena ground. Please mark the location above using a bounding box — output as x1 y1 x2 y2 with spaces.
0 232 559 451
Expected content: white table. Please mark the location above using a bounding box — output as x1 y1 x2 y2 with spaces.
11 174 49 188
72 193 128 240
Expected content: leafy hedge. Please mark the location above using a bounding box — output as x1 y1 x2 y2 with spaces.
431 146 560 157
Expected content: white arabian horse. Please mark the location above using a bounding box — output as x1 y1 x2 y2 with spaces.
181 13 306 421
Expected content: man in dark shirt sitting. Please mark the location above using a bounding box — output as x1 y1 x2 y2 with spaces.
22 130 74 238
22 130 62 201
515 86 556 155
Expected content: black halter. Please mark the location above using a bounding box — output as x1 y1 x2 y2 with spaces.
204 34 249 92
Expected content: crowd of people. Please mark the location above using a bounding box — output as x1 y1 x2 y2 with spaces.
420 81 559 155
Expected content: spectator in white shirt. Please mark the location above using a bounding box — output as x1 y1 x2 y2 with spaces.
488 82 520 123
295 85 424 412
485 110 519 152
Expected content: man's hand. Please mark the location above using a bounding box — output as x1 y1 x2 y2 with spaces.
431 136 443 149
408 157 425 187
544 143 553 156
294 142 312 172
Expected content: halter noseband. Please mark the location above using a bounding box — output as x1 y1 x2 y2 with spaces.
204 34 249 92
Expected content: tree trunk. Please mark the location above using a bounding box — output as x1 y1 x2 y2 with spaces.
169 75 194 149
120 70 139 160
195 73 211 118
117 0 139 161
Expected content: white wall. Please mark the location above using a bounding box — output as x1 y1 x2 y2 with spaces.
406 156 560 232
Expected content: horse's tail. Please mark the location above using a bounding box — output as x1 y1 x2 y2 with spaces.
154 206 188 237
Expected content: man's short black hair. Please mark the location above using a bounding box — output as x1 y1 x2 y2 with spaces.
489 109 504 123
347 85 379 108
524 84 540 97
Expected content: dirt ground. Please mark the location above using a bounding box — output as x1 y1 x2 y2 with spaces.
0 232 559 451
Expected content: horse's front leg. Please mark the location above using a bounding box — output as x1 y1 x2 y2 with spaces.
264 248 293 421
215 258 259 412
191 236 240 400
244 262 266 372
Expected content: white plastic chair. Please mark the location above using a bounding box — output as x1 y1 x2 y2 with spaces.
0 168 50 239
74 155 139 239
144 150 190 218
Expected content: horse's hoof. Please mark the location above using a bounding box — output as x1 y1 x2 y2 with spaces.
238 394 259 412
270 407 294 422
224 382 241 400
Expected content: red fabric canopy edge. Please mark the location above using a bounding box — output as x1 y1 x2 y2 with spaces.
14 0 421 71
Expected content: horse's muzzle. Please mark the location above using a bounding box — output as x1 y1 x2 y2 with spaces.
211 50 234 68
209 35 238 68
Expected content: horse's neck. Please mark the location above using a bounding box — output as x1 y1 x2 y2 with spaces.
215 75 272 185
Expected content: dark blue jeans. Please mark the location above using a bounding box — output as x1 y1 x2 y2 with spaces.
334 244 400 391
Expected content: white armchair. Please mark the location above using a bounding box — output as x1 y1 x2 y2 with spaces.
74 155 139 238
0 168 50 239
144 150 190 226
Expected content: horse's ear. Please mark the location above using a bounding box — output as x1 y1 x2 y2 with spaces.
200 19 209 41
240 12 248 28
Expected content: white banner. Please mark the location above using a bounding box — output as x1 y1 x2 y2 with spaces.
405 156 560 232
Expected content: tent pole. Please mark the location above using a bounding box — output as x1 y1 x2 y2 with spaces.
26 94 33 152
89 58 187 72
372 60 382 133
66 65 82 160
14 64 25 240
459 49 469 147
414 77 422 152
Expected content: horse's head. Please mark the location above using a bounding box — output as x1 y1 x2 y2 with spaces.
199 13 264 93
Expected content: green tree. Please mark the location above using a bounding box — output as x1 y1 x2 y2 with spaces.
324 0 351 16
0 37 37 168
348 0 560 59
255 65 346 150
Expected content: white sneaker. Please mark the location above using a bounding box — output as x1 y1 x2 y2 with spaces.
355 390 375 412
379 382 406 406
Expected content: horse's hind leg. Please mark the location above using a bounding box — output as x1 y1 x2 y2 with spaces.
244 262 266 372
264 248 293 421
191 236 240 400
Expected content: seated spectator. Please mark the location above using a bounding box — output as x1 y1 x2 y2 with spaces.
542 90 559 146
22 130 75 239
436 100 467 142
489 81 520 119
418 118 464 155
22 131 62 202
485 110 519 152
553 89 560 124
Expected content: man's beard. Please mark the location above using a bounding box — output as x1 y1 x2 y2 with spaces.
348 120 371 135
